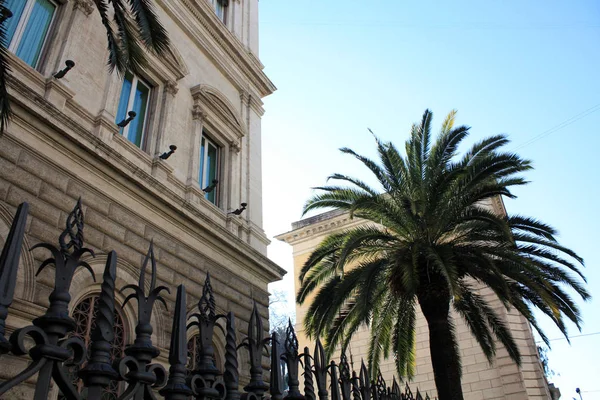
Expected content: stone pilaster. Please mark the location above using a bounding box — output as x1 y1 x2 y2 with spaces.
152 80 179 158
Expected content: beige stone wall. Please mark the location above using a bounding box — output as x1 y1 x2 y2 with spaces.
0 0 282 397
277 204 551 400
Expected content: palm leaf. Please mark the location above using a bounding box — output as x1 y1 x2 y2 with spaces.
0 0 12 134
127 0 170 54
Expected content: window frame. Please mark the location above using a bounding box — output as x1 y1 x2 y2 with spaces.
211 0 228 24
117 72 153 149
6 0 58 69
199 131 221 206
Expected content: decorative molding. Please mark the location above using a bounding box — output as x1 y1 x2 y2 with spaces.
44 77 75 111
72 0 95 16
248 94 265 116
239 90 250 105
191 84 246 142
192 104 207 121
137 44 190 84
164 80 179 96
156 0 275 98
229 140 241 154
275 212 364 246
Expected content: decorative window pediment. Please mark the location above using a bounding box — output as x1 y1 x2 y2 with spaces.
143 42 190 82
190 84 246 143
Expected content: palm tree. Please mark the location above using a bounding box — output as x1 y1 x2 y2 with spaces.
0 0 170 134
297 110 589 400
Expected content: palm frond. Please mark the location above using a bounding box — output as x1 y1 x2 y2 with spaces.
0 0 12 134
367 294 398 377
392 298 417 378
112 0 147 74
327 173 379 196
127 0 170 54
95 0 127 73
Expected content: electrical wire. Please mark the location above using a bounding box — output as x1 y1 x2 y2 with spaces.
535 331 600 344
511 103 600 151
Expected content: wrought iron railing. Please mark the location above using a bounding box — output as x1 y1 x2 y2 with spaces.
0 200 434 400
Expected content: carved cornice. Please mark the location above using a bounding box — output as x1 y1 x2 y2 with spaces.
275 212 363 246
248 94 265 117
73 0 95 16
156 0 276 98
240 90 250 105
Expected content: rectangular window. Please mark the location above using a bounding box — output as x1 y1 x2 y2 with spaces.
199 134 220 205
115 72 151 148
211 0 227 24
5 0 56 68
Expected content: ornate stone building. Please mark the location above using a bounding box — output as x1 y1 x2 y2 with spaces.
276 198 553 400
0 0 284 398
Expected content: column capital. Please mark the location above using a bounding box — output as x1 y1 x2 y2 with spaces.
192 105 207 121
164 80 179 96
230 140 241 154
73 0 95 16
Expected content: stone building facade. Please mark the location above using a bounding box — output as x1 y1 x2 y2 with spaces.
0 0 284 398
276 198 553 400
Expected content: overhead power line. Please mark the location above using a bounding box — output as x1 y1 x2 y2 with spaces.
535 331 600 344
512 103 600 151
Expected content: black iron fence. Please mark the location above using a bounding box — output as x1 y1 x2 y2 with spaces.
0 200 434 400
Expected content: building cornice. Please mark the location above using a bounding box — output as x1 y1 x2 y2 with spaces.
275 212 365 246
157 0 276 98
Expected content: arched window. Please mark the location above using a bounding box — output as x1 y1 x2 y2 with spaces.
187 334 223 371
59 295 127 400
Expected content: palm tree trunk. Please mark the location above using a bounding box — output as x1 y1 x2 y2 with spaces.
418 291 464 400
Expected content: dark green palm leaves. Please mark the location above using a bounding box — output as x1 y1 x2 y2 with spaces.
96 0 170 75
0 0 170 134
297 109 589 379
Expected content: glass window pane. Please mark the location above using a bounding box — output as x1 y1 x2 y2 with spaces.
4 0 26 45
127 80 149 147
15 0 55 67
116 72 133 127
199 138 206 187
206 142 218 203
215 3 225 21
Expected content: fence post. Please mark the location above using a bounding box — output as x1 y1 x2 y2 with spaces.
0 202 28 354
224 312 241 400
79 251 118 399
160 284 192 400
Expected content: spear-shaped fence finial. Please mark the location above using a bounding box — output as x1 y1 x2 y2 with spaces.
314 339 328 400
79 251 118 399
283 319 304 400
241 301 269 397
160 284 192 400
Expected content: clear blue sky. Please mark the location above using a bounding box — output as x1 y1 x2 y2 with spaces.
259 1 600 398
